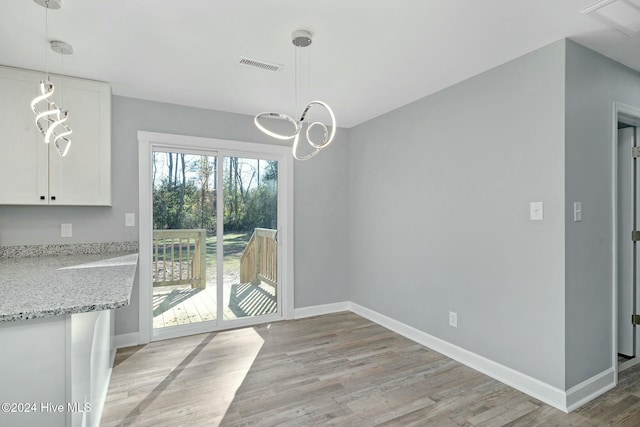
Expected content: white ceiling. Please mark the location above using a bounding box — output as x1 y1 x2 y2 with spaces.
2 0 640 128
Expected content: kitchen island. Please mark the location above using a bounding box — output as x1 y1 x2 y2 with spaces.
0 249 138 427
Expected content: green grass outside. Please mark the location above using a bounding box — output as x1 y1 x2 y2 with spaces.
204 232 251 275
153 231 251 278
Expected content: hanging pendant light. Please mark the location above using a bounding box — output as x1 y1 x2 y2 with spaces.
30 0 73 157
254 30 337 161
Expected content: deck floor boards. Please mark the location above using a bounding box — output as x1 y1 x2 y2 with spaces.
152 281 277 329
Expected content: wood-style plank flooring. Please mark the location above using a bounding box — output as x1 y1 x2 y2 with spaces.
101 312 640 426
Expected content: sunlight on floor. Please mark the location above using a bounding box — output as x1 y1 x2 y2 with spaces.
209 329 265 400
102 327 264 427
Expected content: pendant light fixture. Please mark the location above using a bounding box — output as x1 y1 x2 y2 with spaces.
30 0 73 157
254 30 337 161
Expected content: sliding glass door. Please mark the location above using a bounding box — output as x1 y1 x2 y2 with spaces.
151 151 218 330
141 137 289 341
222 157 278 321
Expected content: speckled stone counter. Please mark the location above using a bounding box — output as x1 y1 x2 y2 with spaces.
0 241 138 259
0 251 138 322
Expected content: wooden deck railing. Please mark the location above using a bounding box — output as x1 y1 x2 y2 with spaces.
240 228 277 287
153 229 207 289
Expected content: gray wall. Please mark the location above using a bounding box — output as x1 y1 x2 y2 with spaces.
294 136 350 308
0 96 350 335
348 41 567 388
564 40 640 388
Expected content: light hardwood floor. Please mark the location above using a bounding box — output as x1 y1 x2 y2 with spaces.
101 312 640 426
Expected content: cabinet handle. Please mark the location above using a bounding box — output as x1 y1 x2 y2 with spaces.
51 196 56 201
40 196 45 200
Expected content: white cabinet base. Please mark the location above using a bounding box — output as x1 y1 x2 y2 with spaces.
0 311 115 427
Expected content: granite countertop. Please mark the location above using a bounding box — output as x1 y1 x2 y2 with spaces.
0 251 138 322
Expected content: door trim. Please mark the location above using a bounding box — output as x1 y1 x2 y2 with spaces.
137 131 294 344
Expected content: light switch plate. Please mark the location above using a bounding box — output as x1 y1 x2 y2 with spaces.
61 223 72 238
530 202 544 221
125 213 136 227
573 202 582 222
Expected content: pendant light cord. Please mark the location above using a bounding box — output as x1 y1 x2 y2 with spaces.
294 44 312 122
60 50 64 109
294 45 299 121
44 1 49 79
307 43 311 99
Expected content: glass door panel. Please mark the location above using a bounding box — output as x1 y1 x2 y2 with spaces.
222 157 278 320
152 151 218 330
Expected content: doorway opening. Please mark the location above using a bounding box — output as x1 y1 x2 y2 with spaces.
138 132 294 343
614 104 640 373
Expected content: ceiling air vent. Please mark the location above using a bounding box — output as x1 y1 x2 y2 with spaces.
238 56 283 72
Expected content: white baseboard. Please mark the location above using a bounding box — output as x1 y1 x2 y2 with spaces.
618 356 640 372
115 332 141 349
349 302 571 412
566 367 615 412
294 301 351 319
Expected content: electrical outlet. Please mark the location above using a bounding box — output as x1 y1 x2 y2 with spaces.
449 311 458 328
61 223 72 238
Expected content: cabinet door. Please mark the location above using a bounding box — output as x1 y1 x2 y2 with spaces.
0 67 49 204
48 75 111 206
0 317 68 427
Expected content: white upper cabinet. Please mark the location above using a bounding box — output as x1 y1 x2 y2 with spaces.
0 66 111 206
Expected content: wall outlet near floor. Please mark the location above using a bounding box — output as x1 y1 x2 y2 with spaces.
449 311 458 328
61 223 72 238
125 213 136 227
